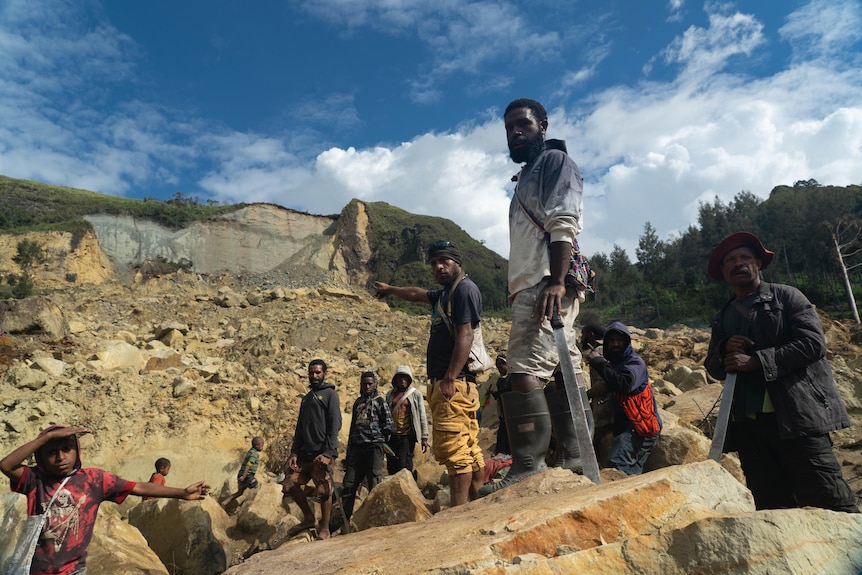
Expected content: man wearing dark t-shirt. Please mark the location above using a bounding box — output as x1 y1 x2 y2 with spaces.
375 241 485 506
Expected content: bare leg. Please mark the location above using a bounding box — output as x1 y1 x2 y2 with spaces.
285 484 316 528
317 486 332 540
450 472 472 506
469 468 484 500
510 373 544 393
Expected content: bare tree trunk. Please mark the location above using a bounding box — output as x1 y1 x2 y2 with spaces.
831 231 861 324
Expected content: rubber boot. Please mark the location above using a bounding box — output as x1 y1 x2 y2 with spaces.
545 386 592 473
478 389 551 497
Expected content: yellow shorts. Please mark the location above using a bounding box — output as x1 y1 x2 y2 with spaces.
429 378 484 475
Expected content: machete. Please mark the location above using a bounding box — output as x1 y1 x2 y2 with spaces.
551 311 601 484
708 372 737 462
328 465 351 535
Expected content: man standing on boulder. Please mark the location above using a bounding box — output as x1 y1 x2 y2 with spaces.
281 359 343 539
375 241 485 506
480 98 588 496
705 232 857 512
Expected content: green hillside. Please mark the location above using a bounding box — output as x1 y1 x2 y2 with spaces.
0 175 242 239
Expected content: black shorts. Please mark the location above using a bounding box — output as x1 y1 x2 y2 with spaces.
239 474 259 489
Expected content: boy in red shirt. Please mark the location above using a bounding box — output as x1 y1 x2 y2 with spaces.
142 457 171 501
1 425 210 575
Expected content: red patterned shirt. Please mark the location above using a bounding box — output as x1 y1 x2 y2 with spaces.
14 466 136 575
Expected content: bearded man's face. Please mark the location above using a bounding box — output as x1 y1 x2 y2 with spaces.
505 107 546 164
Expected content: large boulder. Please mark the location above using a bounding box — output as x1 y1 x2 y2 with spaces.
350 468 432 531
0 296 69 340
223 461 754 574
128 497 238 575
87 512 170 574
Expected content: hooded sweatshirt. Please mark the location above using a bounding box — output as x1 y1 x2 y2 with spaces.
588 322 662 436
291 382 342 460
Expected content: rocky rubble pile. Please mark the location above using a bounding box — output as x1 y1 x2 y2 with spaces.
1 270 861 574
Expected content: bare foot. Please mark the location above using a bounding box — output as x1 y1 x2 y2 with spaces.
315 527 331 540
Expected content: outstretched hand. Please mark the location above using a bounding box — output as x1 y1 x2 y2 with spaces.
374 281 391 299
182 480 211 500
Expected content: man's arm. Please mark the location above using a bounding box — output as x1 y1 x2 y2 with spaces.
380 399 394 437
324 391 342 459
132 480 210 500
0 426 90 484
586 355 635 394
535 241 570 321
438 321 474 400
760 287 828 380
375 282 430 304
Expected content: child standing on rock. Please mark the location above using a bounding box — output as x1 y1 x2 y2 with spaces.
220 436 264 508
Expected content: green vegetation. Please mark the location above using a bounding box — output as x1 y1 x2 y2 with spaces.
6 239 45 298
0 175 243 237
357 200 510 313
584 182 862 327
3 173 859 327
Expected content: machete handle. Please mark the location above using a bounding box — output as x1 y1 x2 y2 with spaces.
551 305 564 329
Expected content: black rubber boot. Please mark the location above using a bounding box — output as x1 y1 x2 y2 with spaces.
545 386 593 473
478 388 551 497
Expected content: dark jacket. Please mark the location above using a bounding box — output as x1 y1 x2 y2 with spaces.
588 322 662 436
705 281 850 440
291 382 342 460
347 390 393 448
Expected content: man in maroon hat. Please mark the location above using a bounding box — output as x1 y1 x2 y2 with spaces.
704 231 857 512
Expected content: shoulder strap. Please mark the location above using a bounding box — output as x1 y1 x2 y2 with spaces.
513 179 548 234
391 387 417 413
435 271 467 338
45 475 73 511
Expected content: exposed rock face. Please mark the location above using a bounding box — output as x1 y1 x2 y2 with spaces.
224 462 759 575
0 230 112 288
85 205 338 277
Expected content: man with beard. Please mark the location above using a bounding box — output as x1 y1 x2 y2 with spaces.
704 232 857 512
340 372 393 521
479 98 588 496
375 241 485 506
585 322 661 475
281 359 342 539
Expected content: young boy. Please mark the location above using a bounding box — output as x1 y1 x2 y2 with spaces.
0 425 210 575
142 457 171 501
220 436 264 508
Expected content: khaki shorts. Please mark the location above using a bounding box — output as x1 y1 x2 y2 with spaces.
508 280 582 380
282 457 331 500
428 378 484 475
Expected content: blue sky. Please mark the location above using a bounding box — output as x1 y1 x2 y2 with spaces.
1 0 861 261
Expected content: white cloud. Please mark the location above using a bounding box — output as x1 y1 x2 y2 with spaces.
1 0 861 266
779 0 862 62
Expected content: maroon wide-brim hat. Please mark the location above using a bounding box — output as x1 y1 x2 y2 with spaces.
707 231 775 281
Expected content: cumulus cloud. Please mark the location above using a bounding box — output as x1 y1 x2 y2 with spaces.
0 0 860 264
